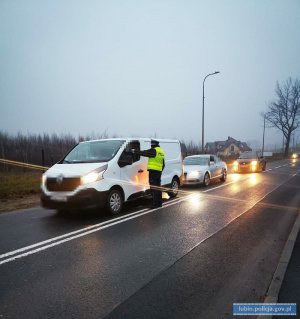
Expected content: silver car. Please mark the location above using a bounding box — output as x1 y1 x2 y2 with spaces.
183 154 227 186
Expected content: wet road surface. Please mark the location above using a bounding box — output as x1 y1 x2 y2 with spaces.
0 159 299 318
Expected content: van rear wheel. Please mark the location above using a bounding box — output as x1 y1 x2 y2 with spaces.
107 189 123 215
167 177 179 198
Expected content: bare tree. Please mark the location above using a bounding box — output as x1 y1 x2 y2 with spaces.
265 78 300 156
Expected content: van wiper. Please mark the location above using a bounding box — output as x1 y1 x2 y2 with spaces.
62 160 107 164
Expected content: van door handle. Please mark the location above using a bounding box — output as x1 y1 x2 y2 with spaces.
138 169 144 173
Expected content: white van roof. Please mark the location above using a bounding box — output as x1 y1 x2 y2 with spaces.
79 137 180 144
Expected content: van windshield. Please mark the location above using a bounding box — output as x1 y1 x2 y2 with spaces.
62 140 125 163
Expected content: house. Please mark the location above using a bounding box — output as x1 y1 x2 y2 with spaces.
205 136 252 157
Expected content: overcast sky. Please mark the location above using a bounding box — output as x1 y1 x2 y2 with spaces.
1 0 300 150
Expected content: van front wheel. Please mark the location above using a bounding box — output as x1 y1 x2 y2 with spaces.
167 177 179 198
107 189 123 215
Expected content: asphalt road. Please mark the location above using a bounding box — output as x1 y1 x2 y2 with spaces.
0 159 299 318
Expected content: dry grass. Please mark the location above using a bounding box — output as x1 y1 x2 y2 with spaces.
0 171 42 212
0 171 42 199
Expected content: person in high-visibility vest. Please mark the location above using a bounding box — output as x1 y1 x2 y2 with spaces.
132 139 165 208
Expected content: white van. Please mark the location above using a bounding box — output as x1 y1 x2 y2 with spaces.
41 138 183 214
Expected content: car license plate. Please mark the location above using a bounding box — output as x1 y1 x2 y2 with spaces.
51 195 67 202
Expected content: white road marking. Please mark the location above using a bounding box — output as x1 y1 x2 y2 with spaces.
0 208 149 259
0 198 185 265
202 178 244 193
0 163 298 265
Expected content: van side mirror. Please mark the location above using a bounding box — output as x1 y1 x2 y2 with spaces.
125 145 132 153
118 148 134 167
118 154 133 167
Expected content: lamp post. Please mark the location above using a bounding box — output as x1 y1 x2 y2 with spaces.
262 113 266 156
202 71 220 153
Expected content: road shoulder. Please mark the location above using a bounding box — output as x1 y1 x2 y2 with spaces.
0 194 40 213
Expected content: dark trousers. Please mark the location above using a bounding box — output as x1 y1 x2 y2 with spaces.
148 170 162 207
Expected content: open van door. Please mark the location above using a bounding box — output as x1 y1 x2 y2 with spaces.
118 140 148 199
159 140 182 197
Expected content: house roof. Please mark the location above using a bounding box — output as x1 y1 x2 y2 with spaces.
205 136 252 153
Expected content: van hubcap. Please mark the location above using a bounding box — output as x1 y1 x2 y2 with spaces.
170 179 179 196
110 193 121 212
172 180 179 192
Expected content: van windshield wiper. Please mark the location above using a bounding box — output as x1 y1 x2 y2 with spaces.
62 160 86 164
62 160 108 164
62 160 72 164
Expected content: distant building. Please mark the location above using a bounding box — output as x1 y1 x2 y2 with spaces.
205 136 252 156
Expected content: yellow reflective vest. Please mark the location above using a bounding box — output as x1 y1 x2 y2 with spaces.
147 147 165 171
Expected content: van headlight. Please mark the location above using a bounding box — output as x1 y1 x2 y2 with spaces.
42 174 47 186
81 166 107 185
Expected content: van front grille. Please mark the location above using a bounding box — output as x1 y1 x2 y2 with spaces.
46 177 81 192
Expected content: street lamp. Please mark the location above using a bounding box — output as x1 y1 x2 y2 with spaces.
262 113 266 156
202 71 220 153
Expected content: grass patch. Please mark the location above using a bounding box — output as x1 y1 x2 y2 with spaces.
0 171 42 199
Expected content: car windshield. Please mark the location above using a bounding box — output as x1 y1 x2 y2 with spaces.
239 152 257 159
184 157 209 166
62 140 125 163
